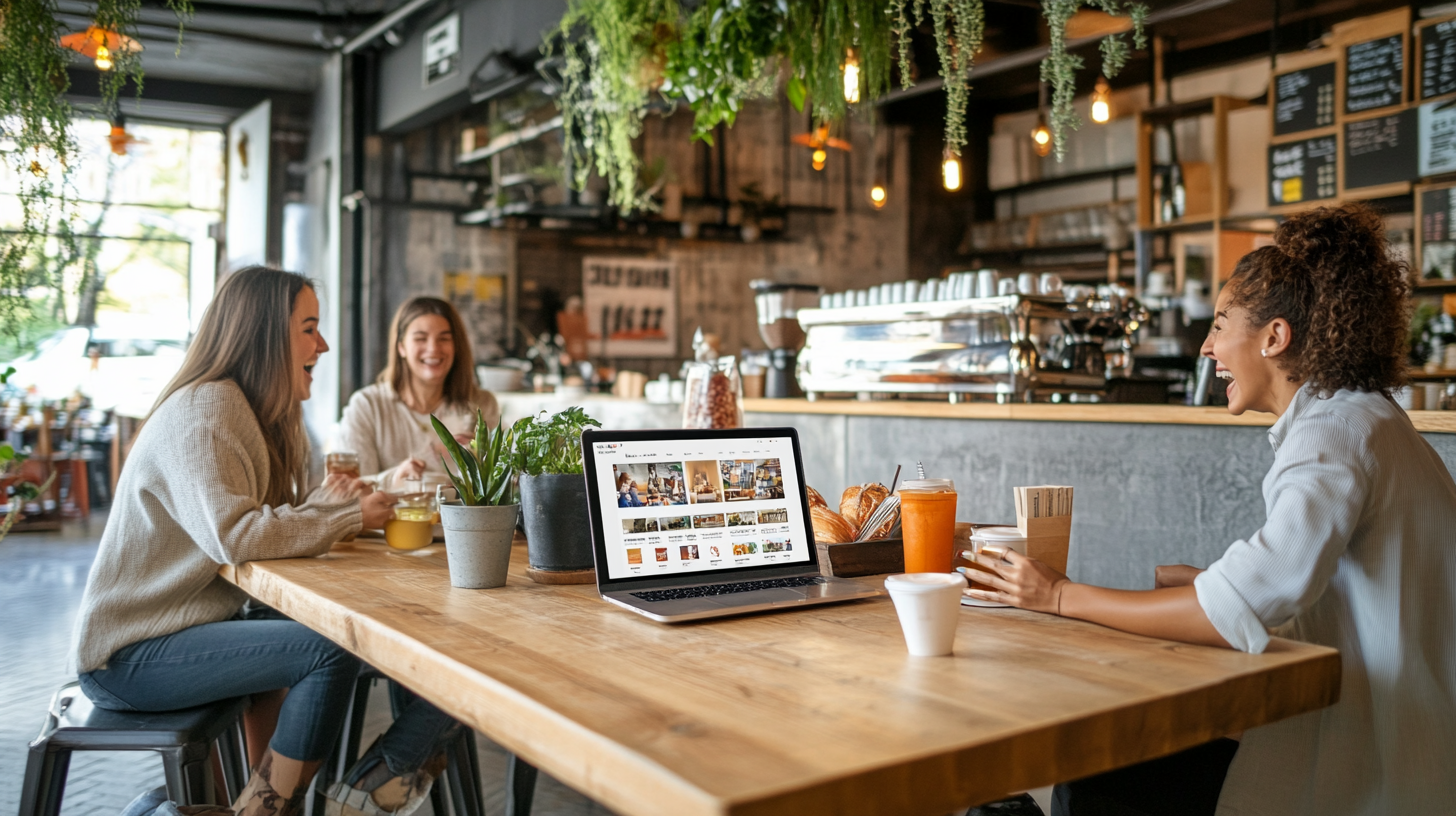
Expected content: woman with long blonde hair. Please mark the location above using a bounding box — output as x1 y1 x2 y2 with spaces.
73 268 461 816
336 296 499 486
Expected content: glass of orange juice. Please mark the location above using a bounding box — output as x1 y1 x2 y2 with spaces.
385 485 436 551
898 478 958 573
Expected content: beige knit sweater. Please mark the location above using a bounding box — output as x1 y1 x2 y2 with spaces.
72 380 363 673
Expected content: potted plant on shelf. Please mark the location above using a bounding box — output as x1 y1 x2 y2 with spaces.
511 407 602 581
432 412 519 589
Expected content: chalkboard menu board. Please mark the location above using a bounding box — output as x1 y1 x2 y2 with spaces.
1419 185 1456 279
1421 20 1456 100
1275 63 1337 135
1344 108 1418 190
1268 136 1338 207
1346 36 1404 114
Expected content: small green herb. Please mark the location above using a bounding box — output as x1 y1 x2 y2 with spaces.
511 407 603 477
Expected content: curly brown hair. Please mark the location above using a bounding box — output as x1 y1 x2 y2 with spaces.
1225 203 1411 397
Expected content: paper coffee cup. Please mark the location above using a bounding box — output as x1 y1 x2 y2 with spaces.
884 573 967 656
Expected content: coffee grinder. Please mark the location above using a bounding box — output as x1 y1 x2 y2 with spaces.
750 280 822 398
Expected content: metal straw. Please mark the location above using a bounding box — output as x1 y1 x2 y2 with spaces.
916 460 926 479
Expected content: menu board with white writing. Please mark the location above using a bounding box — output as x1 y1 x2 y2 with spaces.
1419 99 1456 176
1418 185 1456 280
1421 19 1456 100
1275 63 1336 135
1345 36 1405 114
1343 109 1418 191
1268 136 1338 207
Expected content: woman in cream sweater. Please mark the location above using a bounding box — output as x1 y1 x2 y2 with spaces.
73 268 465 816
335 297 499 487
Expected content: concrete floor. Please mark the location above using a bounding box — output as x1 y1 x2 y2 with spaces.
0 513 1048 816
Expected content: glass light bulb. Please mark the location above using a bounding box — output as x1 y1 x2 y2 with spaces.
942 155 961 191
870 184 887 207
843 52 861 104
1091 99 1110 123
812 148 827 171
95 44 112 71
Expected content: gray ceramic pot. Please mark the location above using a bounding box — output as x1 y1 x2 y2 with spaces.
519 473 595 571
438 502 519 589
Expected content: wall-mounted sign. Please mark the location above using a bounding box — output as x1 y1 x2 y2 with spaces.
1268 136 1338 207
1343 108 1418 191
1417 183 1456 280
1345 35 1404 114
423 13 460 87
582 257 678 358
1419 99 1456 176
1421 19 1456 100
1274 63 1336 135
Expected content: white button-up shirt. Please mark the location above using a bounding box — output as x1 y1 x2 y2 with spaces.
1195 385 1456 815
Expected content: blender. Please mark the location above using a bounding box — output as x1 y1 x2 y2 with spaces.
751 280 822 398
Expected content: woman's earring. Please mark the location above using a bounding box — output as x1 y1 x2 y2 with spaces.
1261 349 1268 357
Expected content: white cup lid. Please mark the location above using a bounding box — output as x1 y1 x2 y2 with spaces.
885 573 967 592
898 478 956 492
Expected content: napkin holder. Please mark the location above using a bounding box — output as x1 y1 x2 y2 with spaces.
1016 485 1073 575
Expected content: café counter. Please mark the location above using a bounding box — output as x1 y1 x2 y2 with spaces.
498 393 1456 590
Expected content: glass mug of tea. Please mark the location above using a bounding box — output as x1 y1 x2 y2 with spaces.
325 452 361 480
384 481 437 551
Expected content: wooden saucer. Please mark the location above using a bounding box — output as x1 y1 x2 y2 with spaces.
526 566 597 585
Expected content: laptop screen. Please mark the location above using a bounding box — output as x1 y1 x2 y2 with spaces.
585 429 813 582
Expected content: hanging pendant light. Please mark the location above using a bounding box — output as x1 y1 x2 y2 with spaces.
1091 76 1113 124
942 149 962 191
106 114 147 156
792 124 852 172
1031 82 1054 158
60 26 142 72
812 148 828 171
843 48 861 104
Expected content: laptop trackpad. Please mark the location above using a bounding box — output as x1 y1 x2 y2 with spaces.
706 587 813 607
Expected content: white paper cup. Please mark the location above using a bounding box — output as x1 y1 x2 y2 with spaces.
884 573 967 656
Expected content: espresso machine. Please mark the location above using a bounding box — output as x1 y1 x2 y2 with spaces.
751 280 822 398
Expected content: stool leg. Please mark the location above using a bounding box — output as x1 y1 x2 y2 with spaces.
461 733 484 816
504 753 537 816
441 732 481 816
164 743 216 805
18 741 71 816
216 719 249 802
429 774 450 816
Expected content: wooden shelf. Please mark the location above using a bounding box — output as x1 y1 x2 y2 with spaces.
1414 279 1456 294
457 116 564 165
1411 368 1456 380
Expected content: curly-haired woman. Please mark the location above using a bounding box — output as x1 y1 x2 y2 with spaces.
971 204 1456 815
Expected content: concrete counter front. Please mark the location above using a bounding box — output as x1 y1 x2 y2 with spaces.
497 393 1456 590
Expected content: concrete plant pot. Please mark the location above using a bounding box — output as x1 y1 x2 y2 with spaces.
439 502 519 589
519 473 595 572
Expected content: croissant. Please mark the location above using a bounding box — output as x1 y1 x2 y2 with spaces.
839 483 890 531
805 485 828 509
811 505 856 544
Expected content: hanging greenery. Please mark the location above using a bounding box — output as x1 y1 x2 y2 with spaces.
0 0 192 333
546 0 1146 212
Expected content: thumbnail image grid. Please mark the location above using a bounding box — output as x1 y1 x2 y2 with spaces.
613 462 687 507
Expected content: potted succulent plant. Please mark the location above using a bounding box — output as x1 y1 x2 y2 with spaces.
432 411 519 589
511 407 602 577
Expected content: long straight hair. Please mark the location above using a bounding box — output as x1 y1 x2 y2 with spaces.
152 266 311 507
377 296 478 409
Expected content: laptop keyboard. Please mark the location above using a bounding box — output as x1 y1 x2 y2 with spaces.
629 576 826 603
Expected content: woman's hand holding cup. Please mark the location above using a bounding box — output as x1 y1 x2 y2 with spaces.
964 547 1070 615
359 490 398 530
391 457 427 484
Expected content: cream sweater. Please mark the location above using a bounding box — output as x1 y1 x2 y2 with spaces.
334 382 500 482
72 380 362 673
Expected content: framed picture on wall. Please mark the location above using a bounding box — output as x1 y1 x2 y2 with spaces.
582 257 678 358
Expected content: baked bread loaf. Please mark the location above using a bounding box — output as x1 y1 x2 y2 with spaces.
805 486 828 509
811 505 856 544
839 483 890 531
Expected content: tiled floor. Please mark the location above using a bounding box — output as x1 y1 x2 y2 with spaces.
1 514 1048 816
0 514 609 816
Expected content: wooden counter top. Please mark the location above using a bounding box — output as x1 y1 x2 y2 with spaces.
743 398 1456 433
222 541 1341 816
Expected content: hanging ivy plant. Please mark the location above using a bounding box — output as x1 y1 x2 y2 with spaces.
545 0 1144 211
0 0 192 333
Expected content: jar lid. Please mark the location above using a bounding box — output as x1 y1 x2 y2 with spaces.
898 478 956 492
971 525 1026 541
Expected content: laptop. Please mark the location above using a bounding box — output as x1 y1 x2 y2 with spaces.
581 426 882 622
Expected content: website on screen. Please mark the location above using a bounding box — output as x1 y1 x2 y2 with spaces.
591 436 809 580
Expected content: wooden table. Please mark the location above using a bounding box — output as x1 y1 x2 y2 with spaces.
220 541 1340 816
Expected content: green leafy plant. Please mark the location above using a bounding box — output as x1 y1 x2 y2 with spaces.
0 366 56 541
511 407 602 477
1 0 192 335
544 0 1145 207
432 411 518 507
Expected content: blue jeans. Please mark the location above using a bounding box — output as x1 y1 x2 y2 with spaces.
80 608 459 772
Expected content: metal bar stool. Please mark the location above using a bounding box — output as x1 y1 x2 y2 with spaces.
18 682 250 816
